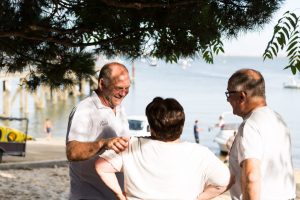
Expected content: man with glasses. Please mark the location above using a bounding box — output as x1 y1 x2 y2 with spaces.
226 69 295 200
66 62 130 199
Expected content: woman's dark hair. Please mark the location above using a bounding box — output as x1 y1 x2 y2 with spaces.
145 97 185 142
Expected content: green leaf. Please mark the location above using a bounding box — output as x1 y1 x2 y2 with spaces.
290 53 300 63
291 65 297 74
274 25 281 33
284 65 290 70
287 46 298 57
294 62 300 71
283 21 292 32
267 53 272 59
286 16 297 29
278 32 286 46
290 13 299 23
213 45 217 53
289 32 299 43
295 61 300 71
281 26 290 39
287 41 298 52
273 42 279 52
216 46 224 54
271 46 278 56
263 50 273 60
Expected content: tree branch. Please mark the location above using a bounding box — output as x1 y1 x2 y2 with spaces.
100 0 202 9
0 26 148 48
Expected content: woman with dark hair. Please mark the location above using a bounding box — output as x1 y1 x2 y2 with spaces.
95 97 232 200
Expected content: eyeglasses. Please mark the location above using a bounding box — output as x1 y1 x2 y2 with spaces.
225 91 239 98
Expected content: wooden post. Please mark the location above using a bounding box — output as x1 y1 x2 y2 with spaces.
3 80 6 92
39 87 45 108
3 90 11 117
78 79 82 95
24 91 29 113
81 79 86 96
52 88 57 104
131 61 135 84
20 82 24 111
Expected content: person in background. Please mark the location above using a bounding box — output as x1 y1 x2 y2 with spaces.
193 120 203 143
223 131 236 164
216 115 225 128
44 118 53 140
226 68 296 200
208 115 225 132
66 62 130 200
95 97 233 200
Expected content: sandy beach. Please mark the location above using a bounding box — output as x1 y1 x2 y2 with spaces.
0 138 299 199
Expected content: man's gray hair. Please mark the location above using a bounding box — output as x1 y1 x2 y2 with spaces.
229 69 265 98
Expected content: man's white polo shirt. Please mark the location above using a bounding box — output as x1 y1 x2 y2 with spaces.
67 91 129 142
66 91 129 200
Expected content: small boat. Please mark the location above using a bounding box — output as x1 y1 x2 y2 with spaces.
214 123 239 154
128 115 150 137
148 57 158 67
0 125 33 142
0 117 32 162
213 112 241 154
283 77 300 89
178 58 193 69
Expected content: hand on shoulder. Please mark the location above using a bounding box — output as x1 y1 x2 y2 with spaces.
106 137 129 153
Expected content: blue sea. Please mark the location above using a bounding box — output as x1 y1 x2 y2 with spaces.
1 56 300 169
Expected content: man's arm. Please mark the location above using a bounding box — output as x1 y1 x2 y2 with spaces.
95 158 126 200
241 158 261 200
66 137 129 161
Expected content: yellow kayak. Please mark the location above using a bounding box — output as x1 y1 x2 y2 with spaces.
0 126 34 142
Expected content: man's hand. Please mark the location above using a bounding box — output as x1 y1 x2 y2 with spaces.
105 137 129 153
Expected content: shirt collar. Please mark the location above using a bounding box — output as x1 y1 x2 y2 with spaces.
91 91 121 112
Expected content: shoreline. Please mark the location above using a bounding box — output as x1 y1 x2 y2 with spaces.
1 137 66 164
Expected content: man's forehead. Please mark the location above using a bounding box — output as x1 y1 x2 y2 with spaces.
111 74 130 85
109 65 128 79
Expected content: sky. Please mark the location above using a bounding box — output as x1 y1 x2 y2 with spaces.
223 0 300 57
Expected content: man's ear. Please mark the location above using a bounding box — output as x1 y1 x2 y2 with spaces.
239 91 247 102
99 78 105 90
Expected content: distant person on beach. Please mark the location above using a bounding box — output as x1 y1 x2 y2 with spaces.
193 120 203 143
66 62 130 200
226 69 295 199
223 131 236 164
95 97 233 200
208 115 225 132
216 115 225 128
44 118 53 140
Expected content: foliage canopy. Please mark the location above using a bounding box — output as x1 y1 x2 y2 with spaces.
264 11 300 74
0 0 283 88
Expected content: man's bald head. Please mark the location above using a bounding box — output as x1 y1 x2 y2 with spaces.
228 68 265 98
98 62 129 85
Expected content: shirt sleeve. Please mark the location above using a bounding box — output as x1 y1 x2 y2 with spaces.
238 121 263 164
204 149 230 186
67 106 92 142
100 150 123 172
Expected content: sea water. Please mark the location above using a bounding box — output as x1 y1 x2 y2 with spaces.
1 56 300 168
